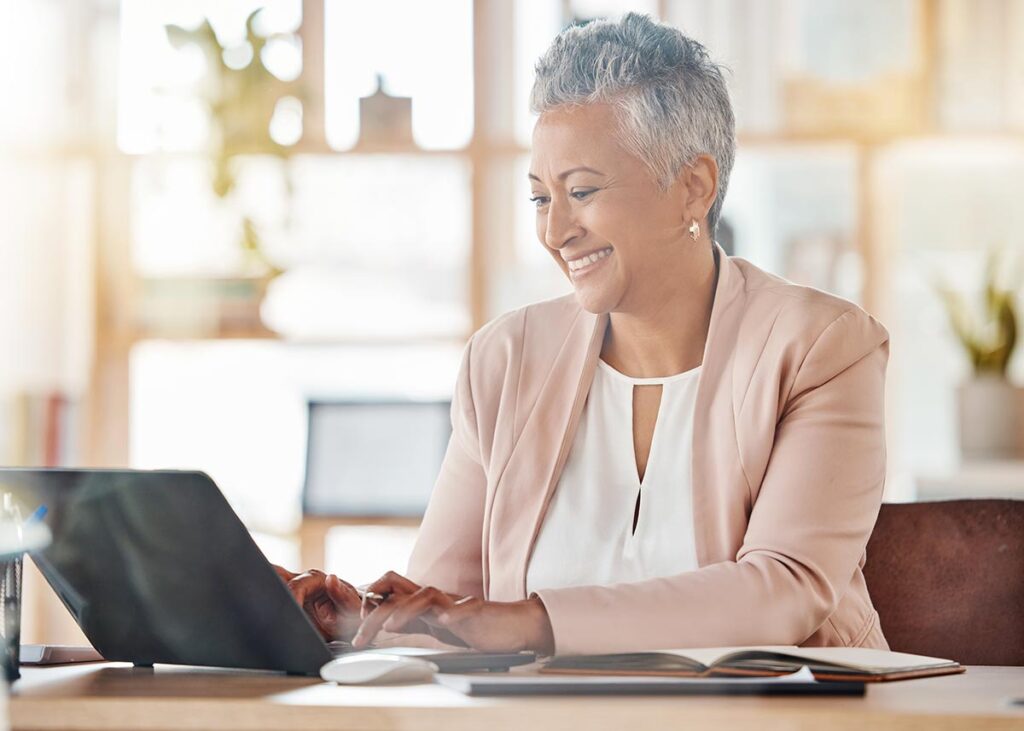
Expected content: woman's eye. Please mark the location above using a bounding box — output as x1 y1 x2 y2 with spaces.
529 195 550 208
571 189 596 201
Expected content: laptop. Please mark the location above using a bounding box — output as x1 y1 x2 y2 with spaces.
0 468 531 675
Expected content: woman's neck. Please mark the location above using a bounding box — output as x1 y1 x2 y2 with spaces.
600 246 719 379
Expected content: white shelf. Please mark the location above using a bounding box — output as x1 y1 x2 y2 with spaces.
915 460 1024 501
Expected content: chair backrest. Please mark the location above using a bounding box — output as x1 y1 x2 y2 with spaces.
864 499 1024 666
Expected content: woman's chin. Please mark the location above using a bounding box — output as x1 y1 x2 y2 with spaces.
572 284 619 315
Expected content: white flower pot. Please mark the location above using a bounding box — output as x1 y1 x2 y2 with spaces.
958 376 1024 459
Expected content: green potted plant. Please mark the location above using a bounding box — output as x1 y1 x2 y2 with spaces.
158 9 300 335
938 252 1022 459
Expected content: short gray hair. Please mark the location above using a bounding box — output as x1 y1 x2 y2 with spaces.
530 13 735 234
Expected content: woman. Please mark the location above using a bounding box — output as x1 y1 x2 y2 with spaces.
280 13 889 656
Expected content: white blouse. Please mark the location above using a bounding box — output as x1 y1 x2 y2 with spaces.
526 358 701 594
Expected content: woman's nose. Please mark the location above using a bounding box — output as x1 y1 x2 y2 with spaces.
544 199 582 250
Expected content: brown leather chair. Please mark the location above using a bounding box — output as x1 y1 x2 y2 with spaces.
864 499 1024 665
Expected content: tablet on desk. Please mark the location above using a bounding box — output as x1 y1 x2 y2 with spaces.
20 645 104 665
437 666 866 697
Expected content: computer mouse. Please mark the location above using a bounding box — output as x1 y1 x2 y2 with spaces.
320 653 439 685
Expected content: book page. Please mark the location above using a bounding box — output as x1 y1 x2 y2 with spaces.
748 646 958 672
661 646 800 669
662 646 957 673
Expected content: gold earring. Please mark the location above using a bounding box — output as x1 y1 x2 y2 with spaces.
688 219 700 241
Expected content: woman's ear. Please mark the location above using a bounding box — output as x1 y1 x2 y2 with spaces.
677 154 719 224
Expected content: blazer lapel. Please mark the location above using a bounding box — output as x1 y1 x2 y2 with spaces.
690 245 747 566
485 307 608 601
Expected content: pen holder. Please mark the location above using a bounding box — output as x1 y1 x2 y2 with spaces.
0 555 22 682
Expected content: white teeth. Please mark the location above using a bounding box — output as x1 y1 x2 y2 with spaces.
568 248 612 271
565 247 610 270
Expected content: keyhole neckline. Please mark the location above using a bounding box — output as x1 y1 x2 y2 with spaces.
597 357 701 386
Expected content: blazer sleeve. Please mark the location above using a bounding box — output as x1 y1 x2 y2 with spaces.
405 336 488 598
533 308 889 654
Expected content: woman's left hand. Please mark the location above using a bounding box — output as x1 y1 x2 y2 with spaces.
352 571 555 655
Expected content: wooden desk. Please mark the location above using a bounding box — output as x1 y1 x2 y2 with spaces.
10 663 1024 731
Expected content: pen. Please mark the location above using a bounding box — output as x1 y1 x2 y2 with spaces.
25 505 47 525
358 589 390 614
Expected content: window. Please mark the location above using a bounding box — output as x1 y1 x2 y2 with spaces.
118 0 303 153
324 0 473 150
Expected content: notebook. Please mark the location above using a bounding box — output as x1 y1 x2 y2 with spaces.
542 645 965 683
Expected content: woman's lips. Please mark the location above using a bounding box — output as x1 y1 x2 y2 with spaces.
568 247 613 279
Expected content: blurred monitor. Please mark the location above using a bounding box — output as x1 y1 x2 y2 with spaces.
302 399 451 517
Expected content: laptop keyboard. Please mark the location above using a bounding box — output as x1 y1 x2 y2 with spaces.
327 641 358 656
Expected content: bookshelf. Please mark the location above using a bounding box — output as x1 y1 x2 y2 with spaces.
8 0 1024 643
76 0 1024 475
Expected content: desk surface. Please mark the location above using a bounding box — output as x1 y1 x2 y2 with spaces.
10 663 1024 731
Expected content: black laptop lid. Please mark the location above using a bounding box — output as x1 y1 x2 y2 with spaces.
0 468 331 674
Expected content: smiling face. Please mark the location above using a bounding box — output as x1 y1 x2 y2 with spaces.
529 102 712 315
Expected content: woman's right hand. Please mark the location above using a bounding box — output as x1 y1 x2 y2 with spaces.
273 565 363 642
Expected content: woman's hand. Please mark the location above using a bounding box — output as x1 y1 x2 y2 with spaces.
353 571 555 655
273 565 363 642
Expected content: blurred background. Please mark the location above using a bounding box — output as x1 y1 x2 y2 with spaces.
3 0 1024 643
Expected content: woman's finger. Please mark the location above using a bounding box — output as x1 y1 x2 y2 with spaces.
353 586 451 648
352 597 402 648
310 595 340 638
381 587 457 634
363 571 463 606
272 564 298 582
326 574 362 612
287 571 329 606
363 570 421 597
359 571 421 620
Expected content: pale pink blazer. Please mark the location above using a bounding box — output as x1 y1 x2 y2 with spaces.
408 246 890 654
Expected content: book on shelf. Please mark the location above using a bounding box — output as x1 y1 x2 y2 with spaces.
6 391 77 467
542 645 965 683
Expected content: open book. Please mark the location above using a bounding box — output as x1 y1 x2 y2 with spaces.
542 646 965 682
